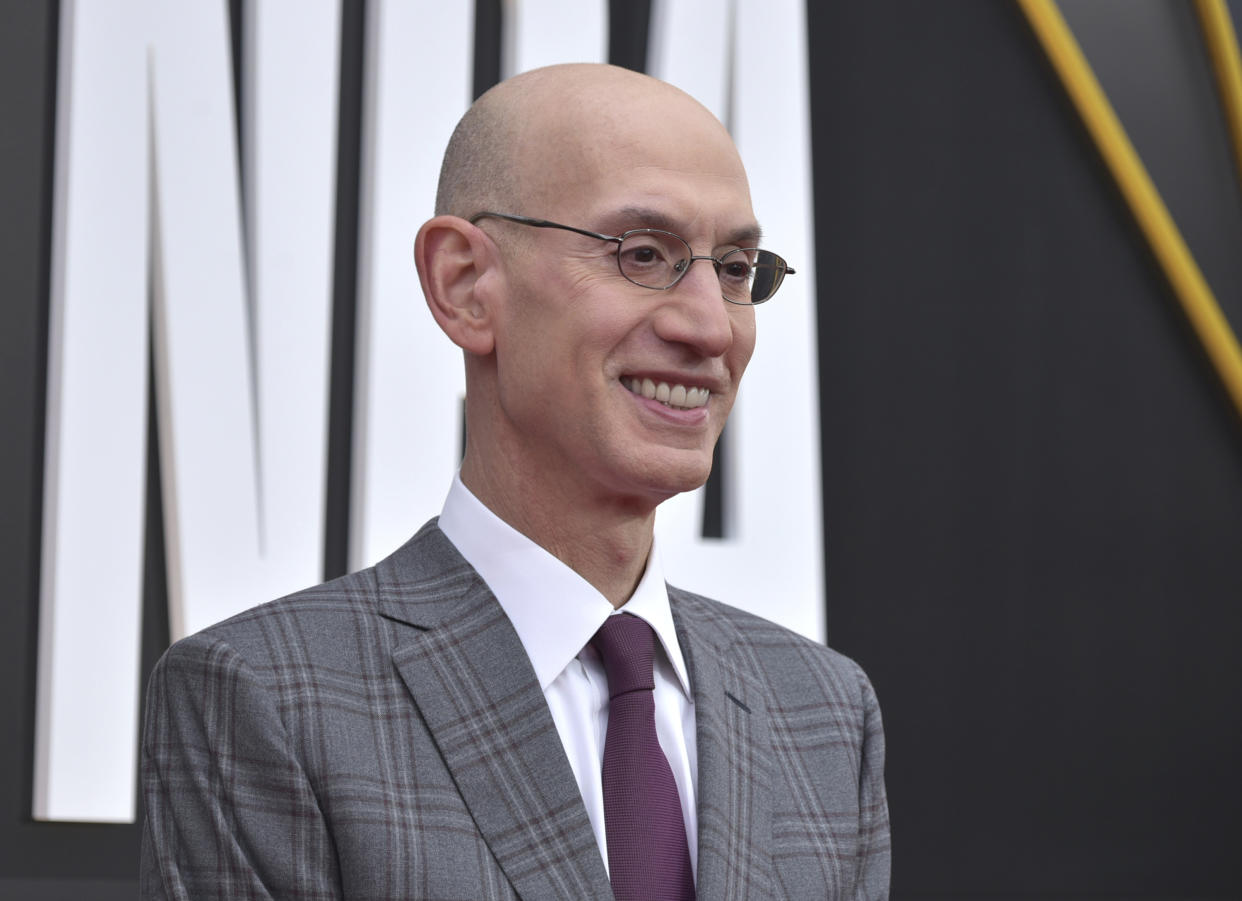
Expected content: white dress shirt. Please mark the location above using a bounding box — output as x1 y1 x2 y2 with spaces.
438 474 698 876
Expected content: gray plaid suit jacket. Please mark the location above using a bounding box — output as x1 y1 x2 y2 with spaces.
140 520 890 899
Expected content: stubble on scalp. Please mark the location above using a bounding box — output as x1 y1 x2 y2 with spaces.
434 87 517 219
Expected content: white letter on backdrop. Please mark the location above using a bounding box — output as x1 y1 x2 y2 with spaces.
36 0 340 823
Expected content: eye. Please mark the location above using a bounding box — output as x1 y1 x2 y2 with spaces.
718 250 755 283
619 234 672 266
626 245 660 265
616 231 688 288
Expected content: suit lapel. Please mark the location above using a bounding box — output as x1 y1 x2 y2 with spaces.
378 525 612 901
673 592 775 901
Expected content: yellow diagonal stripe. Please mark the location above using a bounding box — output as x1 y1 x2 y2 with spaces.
1194 0 1242 204
1018 0 1242 423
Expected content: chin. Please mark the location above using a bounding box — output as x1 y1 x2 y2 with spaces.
629 455 715 503
594 438 719 505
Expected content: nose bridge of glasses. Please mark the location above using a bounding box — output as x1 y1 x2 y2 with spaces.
671 254 720 274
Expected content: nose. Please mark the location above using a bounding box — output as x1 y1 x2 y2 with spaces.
652 256 735 358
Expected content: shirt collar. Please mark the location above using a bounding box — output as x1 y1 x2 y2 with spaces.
438 473 692 697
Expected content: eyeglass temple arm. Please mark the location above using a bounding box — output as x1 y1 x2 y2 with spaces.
468 211 621 244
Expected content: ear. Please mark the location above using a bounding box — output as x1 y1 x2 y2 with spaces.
414 215 501 355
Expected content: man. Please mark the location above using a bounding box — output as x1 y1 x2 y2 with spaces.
141 63 889 900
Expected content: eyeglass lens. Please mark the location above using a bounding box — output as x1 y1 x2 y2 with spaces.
617 231 785 304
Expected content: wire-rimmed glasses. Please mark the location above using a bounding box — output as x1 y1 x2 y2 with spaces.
469 211 794 305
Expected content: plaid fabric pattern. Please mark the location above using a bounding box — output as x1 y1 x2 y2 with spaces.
141 520 890 900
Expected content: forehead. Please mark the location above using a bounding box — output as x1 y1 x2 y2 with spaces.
513 78 756 239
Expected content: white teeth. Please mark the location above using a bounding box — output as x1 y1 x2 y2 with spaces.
623 377 710 410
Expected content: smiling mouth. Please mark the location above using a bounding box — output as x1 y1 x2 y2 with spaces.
622 376 711 410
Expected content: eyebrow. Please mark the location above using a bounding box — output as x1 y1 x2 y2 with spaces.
598 205 765 247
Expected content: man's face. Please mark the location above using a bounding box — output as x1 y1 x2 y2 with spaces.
484 92 758 510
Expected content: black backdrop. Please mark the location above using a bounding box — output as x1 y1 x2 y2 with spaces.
813 1 1242 895
2 1 1240 897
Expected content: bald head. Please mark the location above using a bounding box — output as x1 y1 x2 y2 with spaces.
435 64 743 220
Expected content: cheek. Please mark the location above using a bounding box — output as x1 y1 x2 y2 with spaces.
730 312 758 376
562 260 615 296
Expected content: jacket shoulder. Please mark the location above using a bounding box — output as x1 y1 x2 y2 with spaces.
668 586 877 710
156 518 466 673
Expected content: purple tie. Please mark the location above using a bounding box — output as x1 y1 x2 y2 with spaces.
591 613 695 901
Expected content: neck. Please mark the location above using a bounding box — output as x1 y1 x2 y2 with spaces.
460 455 657 608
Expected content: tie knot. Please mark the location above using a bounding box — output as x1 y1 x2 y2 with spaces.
591 613 656 697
